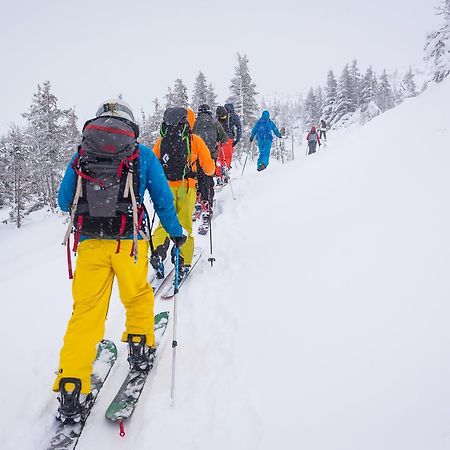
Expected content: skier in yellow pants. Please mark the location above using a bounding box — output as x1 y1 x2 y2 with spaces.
54 99 186 423
150 107 215 276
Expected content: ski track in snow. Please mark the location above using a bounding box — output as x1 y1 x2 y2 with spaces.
1 79 450 449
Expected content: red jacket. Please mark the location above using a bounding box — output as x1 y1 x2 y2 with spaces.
306 129 321 145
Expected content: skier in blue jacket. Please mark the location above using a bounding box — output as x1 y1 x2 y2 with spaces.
250 110 282 171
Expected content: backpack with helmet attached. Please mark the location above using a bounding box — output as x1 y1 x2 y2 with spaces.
159 107 195 182
193 107 219 158
63 105 148 277
308 130 318 142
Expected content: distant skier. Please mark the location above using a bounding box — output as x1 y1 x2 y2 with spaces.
215 103 242 182
306 125 321 155
318 119 328 141
250 110 282 171
192 104 227 223
54 99 186 423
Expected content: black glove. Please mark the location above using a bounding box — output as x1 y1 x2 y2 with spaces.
170 227 188 247
249 138 254 143
232 140 238 147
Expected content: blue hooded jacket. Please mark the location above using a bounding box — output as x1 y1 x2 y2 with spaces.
250 111 282 142
58 144 183 239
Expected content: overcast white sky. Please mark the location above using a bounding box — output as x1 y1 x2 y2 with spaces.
0 0 439 133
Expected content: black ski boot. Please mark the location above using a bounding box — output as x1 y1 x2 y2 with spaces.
257 163 266 172
150 253 165 279
127 334 156 372
56 378 93 424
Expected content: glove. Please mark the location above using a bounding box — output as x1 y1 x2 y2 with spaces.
249 138 254 143
232 140 238 147
170 227 188 247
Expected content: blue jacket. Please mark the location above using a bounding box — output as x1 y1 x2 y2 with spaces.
58 144 183 238
224 103 242 144
250 111 282 142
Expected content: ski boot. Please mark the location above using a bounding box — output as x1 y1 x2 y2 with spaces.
127 334 156 372
150 252 165 279
192 198 202 221
56 378 93 424
257 163 266 172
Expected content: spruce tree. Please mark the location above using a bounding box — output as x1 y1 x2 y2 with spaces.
334 64 355 123
360 66 379 112
376 70 395 112
165 79 189 108
191 72 208 112
323 70 338 123
424 0 450 82
22 81 73 210
227 53 259 130
303 88 321 129
206 83 218 110
349 60 362 109
402 69 418 98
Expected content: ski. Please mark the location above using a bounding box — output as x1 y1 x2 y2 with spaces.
47 340 117 450
161 247 203 299
198 221 210 235
152 266 175 296
105 311 170 425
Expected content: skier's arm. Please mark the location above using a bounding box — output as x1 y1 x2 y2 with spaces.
141 145 183 237
216 122 228 144
271 121 282 138
317 135 321 145
193 135 215 176
233 116 242 145
58 153 78 212
250 123 257 141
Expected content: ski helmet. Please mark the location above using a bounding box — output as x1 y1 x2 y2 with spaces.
198 104 212 115
96 99 135 123
216 106 228 120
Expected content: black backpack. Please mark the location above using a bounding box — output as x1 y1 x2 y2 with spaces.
159 107 195 182
64 116 145 263
193 112 218 153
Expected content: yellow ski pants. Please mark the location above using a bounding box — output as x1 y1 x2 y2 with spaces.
152 185 196 265
53 239 154 394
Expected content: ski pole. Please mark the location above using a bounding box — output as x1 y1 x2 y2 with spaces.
207 189 216 267
241 152 249 176
170 246 180 404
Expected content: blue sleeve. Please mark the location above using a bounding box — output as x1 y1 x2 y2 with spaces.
140 145 183 237
271 121 282 138
58 153 78 212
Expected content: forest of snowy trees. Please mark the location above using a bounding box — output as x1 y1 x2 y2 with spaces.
1 0 449 227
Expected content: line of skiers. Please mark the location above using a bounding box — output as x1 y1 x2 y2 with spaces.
51 99 257 423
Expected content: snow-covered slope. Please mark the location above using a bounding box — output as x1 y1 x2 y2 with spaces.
1 79 449 450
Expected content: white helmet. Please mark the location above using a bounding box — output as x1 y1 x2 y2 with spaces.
96 99 135 123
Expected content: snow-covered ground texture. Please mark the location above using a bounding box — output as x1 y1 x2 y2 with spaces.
1 79 450 450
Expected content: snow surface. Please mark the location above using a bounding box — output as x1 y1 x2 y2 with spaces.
1 80 450 449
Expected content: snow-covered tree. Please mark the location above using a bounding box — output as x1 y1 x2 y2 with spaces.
315 86 324 120
206 83 218 111
402 67 418 98
424 0 450 82
303 88 321 129
191 72 208 112
334 64 355 123
360 66 379 112
227 53 259 130
349 59 362 109
5 124 31 227
323 70 338 123
165 78 189 108
376 70 395 112
22 81 74 210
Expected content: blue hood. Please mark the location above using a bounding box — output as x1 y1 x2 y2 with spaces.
261 110 270 120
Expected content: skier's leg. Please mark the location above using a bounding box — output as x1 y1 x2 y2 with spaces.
53 240 114 394
257 140 264 167
223 139 234 168
262 141 272 167
173 185 196 265
112 240 155 347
